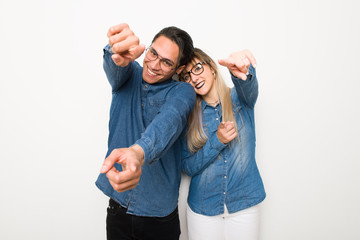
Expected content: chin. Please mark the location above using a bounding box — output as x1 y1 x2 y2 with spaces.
195 90 206 96
143 73 160 84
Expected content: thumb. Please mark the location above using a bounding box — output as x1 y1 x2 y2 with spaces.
129 44 146 60
128 160 138 172
101 151 122 173
111 54 126 66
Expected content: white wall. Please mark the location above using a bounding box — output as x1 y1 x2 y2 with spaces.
1 0 359 239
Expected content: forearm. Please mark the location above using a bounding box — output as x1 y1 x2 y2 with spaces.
129 144 144 166
182 133 226 176
135 84 196 164
231 64 258 109
135 100 191 164
103 45 133 92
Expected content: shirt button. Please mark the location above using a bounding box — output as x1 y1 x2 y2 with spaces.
225 160 227 163
216 118 218 121
145 85 148 88
215 108 217 111
224 176 227 179
223 192 226 195
141 104 143 107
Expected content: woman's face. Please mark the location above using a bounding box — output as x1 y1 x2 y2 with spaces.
182 59 216 98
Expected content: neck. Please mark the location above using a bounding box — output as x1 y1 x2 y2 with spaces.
204 96 220 106
203 89 219 106
202 80 219 106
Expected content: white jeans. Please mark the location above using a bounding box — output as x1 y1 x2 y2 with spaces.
186 204 260 240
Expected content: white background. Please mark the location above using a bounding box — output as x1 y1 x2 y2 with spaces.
1 0 359 239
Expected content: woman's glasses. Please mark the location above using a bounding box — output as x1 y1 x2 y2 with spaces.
181 61 206 82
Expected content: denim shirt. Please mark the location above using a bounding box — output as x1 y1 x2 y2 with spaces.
181 65 266 216
96 45 196 217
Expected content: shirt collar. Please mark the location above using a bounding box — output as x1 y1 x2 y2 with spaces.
201 99 221 111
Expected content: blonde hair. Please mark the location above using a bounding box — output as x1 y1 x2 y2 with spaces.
181 48 237 153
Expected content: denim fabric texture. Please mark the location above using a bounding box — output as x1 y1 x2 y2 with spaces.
181 65 266 216
96 45 196 217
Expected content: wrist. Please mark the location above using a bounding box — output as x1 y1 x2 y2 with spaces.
130 144 144 165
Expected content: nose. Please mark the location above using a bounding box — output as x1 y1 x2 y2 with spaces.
190 73 199 83
149 58 161 70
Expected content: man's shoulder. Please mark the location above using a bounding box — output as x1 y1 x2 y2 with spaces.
121 61 143 82
167 81 195 99
170 80 195 92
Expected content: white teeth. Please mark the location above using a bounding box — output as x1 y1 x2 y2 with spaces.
195 81 205 89
147 68 156 76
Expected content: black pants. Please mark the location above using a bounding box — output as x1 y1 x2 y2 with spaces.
106 199 181 240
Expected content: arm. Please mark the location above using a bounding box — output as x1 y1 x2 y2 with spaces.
135 83 196 164
100 145 144 192
182 121 237 177
231 65 258 109
103 23 146 92
99 83 195 192
218 49 259 109
182 130 225 177
98 24 147 192
103 45 134 92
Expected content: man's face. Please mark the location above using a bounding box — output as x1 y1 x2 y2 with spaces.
142 36 180 84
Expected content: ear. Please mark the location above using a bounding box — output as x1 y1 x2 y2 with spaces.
175 65 185 75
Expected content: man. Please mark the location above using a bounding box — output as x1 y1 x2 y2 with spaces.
95 23 196 240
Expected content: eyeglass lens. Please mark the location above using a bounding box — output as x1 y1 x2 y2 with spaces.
146 47 175 71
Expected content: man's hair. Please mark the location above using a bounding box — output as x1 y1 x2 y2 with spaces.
152 26 194 67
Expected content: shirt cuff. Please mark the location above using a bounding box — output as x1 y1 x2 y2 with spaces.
208 132 227 152
230 64 256 82
104 44 112 53
134 138 159 164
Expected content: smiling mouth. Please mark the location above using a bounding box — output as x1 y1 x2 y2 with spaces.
195 81 205 89
147 66 159 76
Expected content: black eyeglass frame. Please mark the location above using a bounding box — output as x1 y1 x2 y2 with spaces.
181 61 207 82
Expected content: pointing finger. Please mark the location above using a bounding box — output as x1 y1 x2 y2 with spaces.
218 58 234 68
111 54 126 66
101 154 117 174
129 44 146 60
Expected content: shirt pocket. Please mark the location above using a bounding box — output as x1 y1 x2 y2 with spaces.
203 119 219 138
147 98 166 121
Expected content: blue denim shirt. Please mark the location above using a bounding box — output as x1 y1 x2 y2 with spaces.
181 65 266 216
96 45 196 217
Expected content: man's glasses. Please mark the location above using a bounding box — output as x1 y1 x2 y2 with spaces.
145 47 177 72
181 61 206 82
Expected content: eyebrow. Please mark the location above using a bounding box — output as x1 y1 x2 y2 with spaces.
185 62 202 73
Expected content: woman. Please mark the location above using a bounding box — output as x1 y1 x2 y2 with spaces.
180 48 266 240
